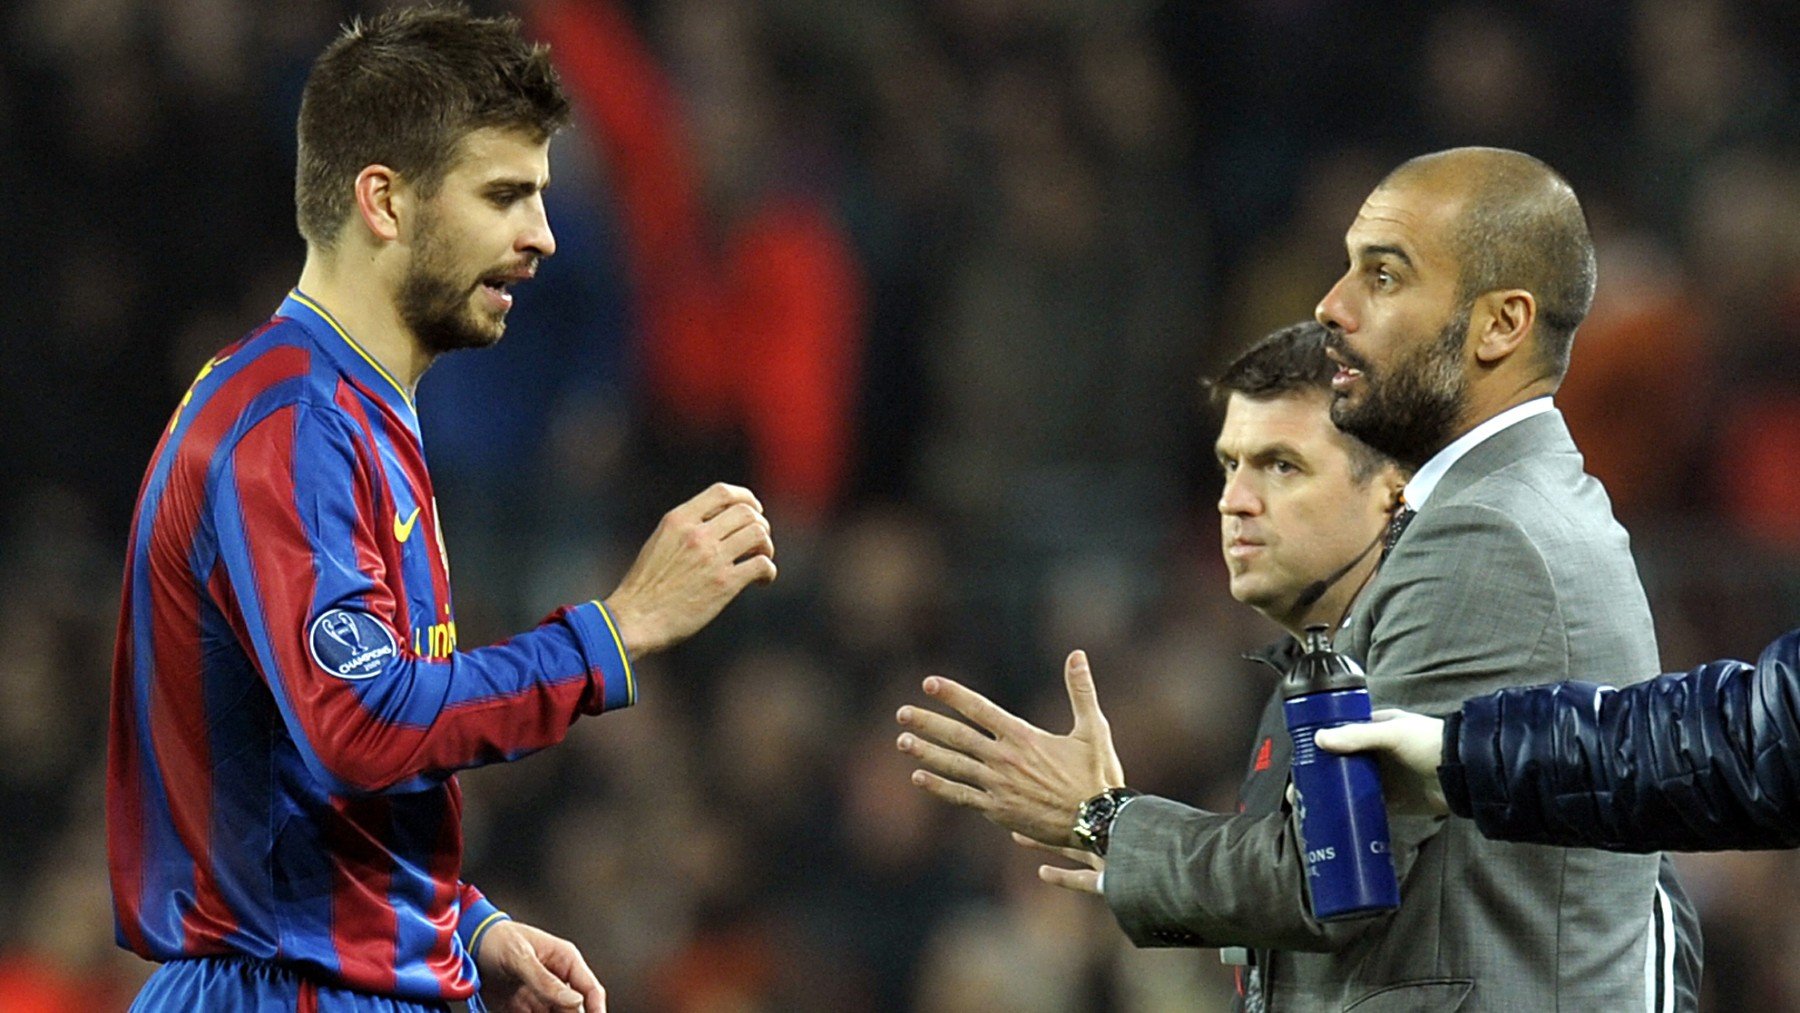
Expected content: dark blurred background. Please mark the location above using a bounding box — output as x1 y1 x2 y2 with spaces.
2 0 1799 1009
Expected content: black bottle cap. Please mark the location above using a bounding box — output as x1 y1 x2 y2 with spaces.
1281 623 1368 700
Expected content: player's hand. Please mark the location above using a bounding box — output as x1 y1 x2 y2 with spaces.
603 482 776 656
1313 709 1450 816
476 919 605 1013
1011 831 1104 895
896 649 1126 849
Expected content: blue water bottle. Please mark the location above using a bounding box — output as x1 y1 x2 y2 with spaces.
1282 624 1400 921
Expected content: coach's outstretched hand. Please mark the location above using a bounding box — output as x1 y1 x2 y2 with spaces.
1313 708 1451 816
477 919 605 1013
603 483 777 656
896 650 1125 850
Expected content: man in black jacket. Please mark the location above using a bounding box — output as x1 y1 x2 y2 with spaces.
1317 629 1800 852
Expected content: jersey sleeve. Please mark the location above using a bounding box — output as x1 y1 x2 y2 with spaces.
458 881 512 961
211 400 636 795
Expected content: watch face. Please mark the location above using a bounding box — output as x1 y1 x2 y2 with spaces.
1074 789 1140 855
1076 791 1120 854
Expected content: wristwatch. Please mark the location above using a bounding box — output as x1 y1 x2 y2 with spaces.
1072 788 1142 856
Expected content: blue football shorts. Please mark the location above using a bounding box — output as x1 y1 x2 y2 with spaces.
131 956 466 1012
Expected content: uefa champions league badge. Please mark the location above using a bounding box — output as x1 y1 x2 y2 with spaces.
308 608 397 680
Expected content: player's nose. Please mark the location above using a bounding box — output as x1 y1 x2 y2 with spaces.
521 204 556 259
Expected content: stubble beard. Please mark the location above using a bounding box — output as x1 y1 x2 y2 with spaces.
397 217 505 356
1329 305 1472 470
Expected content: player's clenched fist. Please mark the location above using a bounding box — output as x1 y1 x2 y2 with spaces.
603 483 777 656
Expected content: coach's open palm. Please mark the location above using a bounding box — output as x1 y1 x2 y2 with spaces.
603 483 777 656
897 650 1125 849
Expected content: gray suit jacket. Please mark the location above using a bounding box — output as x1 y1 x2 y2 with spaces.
1105 409 1669 1011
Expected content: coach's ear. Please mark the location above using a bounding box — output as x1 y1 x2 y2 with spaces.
1378 464 1408 511
1471 288 1535 366
352 164 405 244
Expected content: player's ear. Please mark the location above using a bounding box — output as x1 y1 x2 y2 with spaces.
352 164 404 244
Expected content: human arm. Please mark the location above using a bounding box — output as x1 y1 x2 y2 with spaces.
472 911 605 1013
895 650 1427 951
896 650 1125 849
1091 797 1440 951
458 884 604 1010
1315 629 1800 851
217 405 770 794
1448 630 1800 850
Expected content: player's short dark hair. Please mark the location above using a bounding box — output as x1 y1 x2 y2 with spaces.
1387 148 1595 380
1204 320 1392 484
295 4 571 249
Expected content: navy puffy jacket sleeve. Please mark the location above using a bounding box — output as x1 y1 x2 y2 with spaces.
1441 629 1800 851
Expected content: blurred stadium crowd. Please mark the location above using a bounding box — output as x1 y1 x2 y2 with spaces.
1 0 1798 1009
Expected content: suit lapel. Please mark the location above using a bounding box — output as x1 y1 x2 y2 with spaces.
1337 410 1571 664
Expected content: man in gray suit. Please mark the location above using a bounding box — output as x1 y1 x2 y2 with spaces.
898 148 1685 1011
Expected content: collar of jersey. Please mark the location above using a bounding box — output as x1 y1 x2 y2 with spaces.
279 290 420 432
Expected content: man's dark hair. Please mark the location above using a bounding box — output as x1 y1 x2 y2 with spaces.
1205 320 1392 483
1387 148 1595 380
295 4 571 248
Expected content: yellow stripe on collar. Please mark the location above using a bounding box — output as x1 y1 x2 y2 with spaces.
289 290 416 411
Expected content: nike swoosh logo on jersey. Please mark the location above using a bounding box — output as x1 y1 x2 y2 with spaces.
394 507 421 543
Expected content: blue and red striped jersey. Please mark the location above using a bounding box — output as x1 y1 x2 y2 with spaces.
106 291 636 1002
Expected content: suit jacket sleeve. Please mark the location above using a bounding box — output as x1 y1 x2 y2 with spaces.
1103 797 1443 951
1443 628 1800 851
1105 501 1558 950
